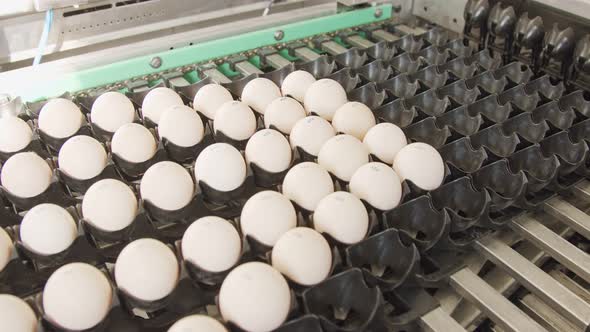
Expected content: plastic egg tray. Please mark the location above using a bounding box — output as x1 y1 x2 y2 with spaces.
1 21 590 332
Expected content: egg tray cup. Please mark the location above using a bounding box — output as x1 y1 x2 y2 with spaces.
249 161 289 189
213 129 251 152
532 100 576 132
393 34 425 54
471 159 529 213
364 41 397 63
390 53 424 75
293 55 336 79
347 82 388 110
378 73 419 100
37 122 95 155
405 117 451 148
0 200 21 227
409 66 450 91
110 143 169 181
327 67 362 93
0 125 50 164
356 59 394 84
161 133 215 165
24 92 73 119
0 174 77 212
57 163 121 196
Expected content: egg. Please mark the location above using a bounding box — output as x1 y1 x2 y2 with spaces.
90 91 136 133
272 227 331 286
43 263 112 331
245 129 291 173
349 162 402 211
393 142 445 191
140 161 194 211
0 294 37 332
20 204 77 256
219 262 290 332
194 143 246 192
313 191 369 244
303 79 347 121
111 123 157 163
289 116 335 157
241 78 282 114
214 101 257 141
1 152 52 198
0 227 13 272
115 238 179 302
363 123 407 164
182 216 241 273
240 191 297 247
193 83 233 120
0 116 32 154
264 97 306 135
318 134 369 182
158 105 204 147
58 135 107 180
141 87 184 125
282 162 334 211
281 70 317 102
332 102 376 140
83 179 138 232
38 98 83 139
168 315 228 332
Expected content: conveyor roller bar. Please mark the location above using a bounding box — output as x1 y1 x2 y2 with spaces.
294 47 321 62
474 236 590 330
419 307 468 332
543 197 590 240
372 29 399 42
571 181 590 202
395 24 427 36
234 61 264 76
202 68 232 84
449 268 548 332
346 35 375 49
321 40 349 55
266 54 292 69
509 215 590 283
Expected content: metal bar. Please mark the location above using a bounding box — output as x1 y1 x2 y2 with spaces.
372 29 400 42
474 236 590 331
543 197 590 240
202 68 232 84
265 54 292 69
346 35 375 49
510 215 590 283
234 61 264 76
449 268 548 332
395 24 427 36
571 181 590 202
518 294 579 332
549 270 590 304
419 307 468 332
294 47 321 61
321 40 349 55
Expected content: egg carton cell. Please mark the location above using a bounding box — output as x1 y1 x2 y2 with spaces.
25 92 73 119
466 71 508 95
558 90 590 117
406 89 450 117
58 162 121 196
0 201 20 227
430 176 492 232
111 142 168 181
162 133 215 165
501 112 549 144
0 128 51 163
332 48 369 70
467 94 513 124
348 82 387 110
393 34 425 54
436 79 481 106
438 57 478 80
275 315 324 332
295 55 337 79
381 287 441 331
356 59 393 84
422 27 450 47
436 106 483 138
444 39 474 58
390 52 424 74
493 61 534 85
540 131 589 189
471 159 528 212
405 117 451 148
196 174 257 209
125 80 168 111
365 41 397 62
524 75 565 100
0 257 47 298
532 100 576 131
328 68 362 93
169 74 212 102
260 63 296 87
0 170 76 212
141 193 215 231
467 49 502 71
418 46 450 66
438 137 488 178
498 85 541 111
220 73 257 97
508 144 561 194
302 268 389 332
345 229 419 291
377 74 419 100
470 124 520 159
409 65 449 90
373 100 417 128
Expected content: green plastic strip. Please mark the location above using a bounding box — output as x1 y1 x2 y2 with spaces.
26 4 392 101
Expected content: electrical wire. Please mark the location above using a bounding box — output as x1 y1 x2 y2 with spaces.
33 8 54 67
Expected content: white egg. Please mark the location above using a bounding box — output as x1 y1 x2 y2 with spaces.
349 162 402 211
281 70 317 102
90 91 136 133
168 315 228 332
303 79 347 121
141 87 184 125
194 143 246 192
289 116 335 157
219 262 290 332
214 101 257 141
140 161 194 211
158 105 204 147
43 263 112 331
0 294 37 332
115 238 179 302
272 227 331 286
318 134 369 182
1 152 52 198
363 123 407 164
245 129 291 173
193 83 233 120
83 179 138 232
264 97 306 135
241 78 282 114
314 191 369 244
58 135 107 180
111 123 157 163
282 162 334 211
240 191 297 247
20 204 77 256
38 98 83 139
182 216 241 273
0 228 13 272
332 102 376 140
393 142 445 191
0 116 32 154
